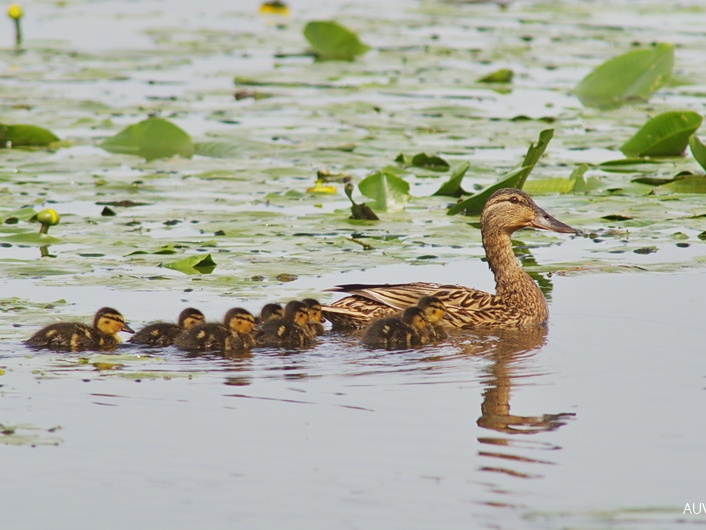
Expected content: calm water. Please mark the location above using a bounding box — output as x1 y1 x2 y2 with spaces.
1 270 704 529
2 0 706 528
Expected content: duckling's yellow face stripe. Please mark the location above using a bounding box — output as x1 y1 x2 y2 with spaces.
294 309 309 327
230 315 255 335
307 306 323 323
97 314 133 336
183 314 205 330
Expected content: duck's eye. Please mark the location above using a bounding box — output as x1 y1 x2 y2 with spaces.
508 196 520 204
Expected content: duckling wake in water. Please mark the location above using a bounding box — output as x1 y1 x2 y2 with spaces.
174 307 256 354
323 188 576 330
129 307 205 347
25 307 134 352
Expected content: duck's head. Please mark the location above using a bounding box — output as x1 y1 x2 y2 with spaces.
416 296 446 324
302 298 324 324
401 306 429 332
94 307 134 336
178 307 205 330
284 300 310 328
481 188 576 235
259 303 284 323
224 308 256 335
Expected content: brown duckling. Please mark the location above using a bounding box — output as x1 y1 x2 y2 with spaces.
361 306 430 350
416 296 448 342
302 298 325 336
256 303 284 326
323 188 577 330
174 307 256 354
255 300 314 349
129 307 205 347
25 307 134 352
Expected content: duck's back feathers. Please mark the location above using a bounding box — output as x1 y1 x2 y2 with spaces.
25 322 120 352
129 323 181 347
174 323 248 354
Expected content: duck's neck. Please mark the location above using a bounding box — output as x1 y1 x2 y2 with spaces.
482 227 546 309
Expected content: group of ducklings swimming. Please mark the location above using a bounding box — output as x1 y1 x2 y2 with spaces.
25 189 577 354
24 296 448 354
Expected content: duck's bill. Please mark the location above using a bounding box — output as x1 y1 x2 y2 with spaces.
531 208 577 234
122 323 135 333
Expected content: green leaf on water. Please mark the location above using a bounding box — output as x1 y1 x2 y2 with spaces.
0 123 60 147
395 152 450 171
656 174 706 194
448 129 554 215
303 21 370 61
620 111 702 157
100 117 195 161
477 68 513 83
574 43 674 108
358 166 410 212
689 135 706 172
432 161 471 197
161 254 217 274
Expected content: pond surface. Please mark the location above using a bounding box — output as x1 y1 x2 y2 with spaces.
2 0 706 528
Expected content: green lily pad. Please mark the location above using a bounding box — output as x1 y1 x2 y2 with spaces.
303 21 370 61
620 111 702 157
161 254 217 274
477 68 513 83
100 117 195 161
0 123 60 147
448 129 554 215
574 43 674 108
432 161 471 197
657 174 706 194
689 135 706 172
358 166 410 212
395 152 450 171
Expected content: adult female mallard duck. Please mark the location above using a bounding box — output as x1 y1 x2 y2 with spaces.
255 300 314 349
25 307 134 352
361 306 430 350
129 307 205 347
174 307 256 354
323 188 576 330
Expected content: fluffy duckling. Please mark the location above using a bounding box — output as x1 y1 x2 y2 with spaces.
129 307 205 347
256 303 284 326
302 298 325 336
361 306 430 350
174 307 256 354
25 307 134 352
416 296 448 342
256 300 314 349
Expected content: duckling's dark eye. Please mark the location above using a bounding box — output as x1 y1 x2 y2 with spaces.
508 196 520 204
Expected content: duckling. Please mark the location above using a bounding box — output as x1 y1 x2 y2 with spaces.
416 296 448 342
128 307 205 347
256 303 284 326
25 307 134 352
174 307 256 354
255 300 314 349
361 306 430 350
302 298 325 336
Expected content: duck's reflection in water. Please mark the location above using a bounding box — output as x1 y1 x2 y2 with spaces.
454 326 574 498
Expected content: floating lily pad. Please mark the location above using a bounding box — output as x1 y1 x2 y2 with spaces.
395 152 450 171
161 254 217 274
0 123 60 147
574 43 674 108
100 117 195 161
689 135 706 172
358 166 410 212
432 162 471 197
303 21 370 61
620 111 702 157
448 129 554 215
478 68 513 83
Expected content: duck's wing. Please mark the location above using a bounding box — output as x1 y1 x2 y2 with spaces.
324 282 497 329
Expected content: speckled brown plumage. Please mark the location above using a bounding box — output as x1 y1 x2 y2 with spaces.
323 189 576 330
129 307 205 347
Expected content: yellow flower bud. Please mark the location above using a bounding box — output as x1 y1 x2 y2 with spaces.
7 4 23 20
